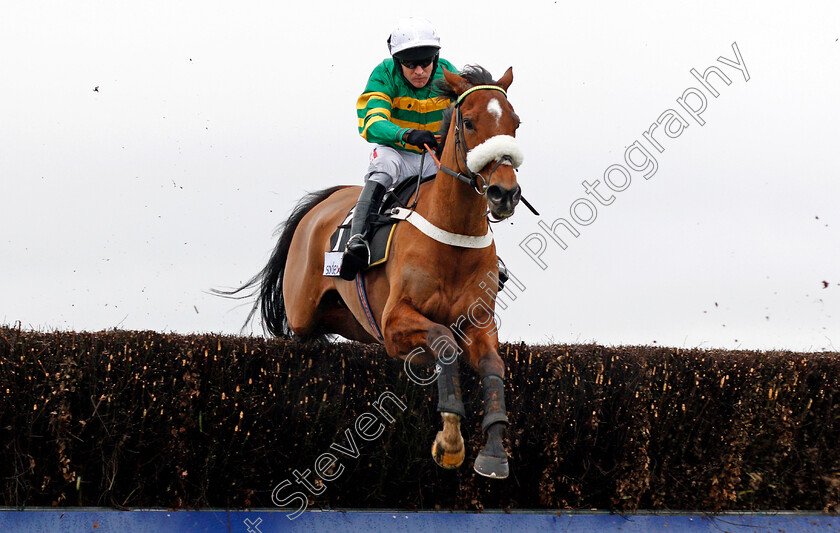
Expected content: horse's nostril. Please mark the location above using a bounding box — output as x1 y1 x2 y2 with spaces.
486 185 504 203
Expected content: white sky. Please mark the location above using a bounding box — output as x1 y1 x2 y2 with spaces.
1 1 838 352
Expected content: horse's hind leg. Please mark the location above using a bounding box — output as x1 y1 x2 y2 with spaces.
383 303 465 469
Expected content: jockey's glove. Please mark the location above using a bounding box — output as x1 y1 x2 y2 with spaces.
404 129 438 150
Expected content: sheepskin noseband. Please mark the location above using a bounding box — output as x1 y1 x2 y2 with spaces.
465 135 524 173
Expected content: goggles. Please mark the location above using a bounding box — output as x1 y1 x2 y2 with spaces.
398 56 436 69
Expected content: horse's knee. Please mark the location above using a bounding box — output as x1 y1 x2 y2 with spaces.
425 323 452 344
478 354 505 379
426 325 462 365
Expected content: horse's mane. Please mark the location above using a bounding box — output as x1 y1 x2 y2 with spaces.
433 65 502 156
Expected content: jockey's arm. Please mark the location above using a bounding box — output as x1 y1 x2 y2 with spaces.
357 91 410 148
357 63 411 149
356 92 408 144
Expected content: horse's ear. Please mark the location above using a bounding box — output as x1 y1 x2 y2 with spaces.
497 67 513 91
443 68 471 96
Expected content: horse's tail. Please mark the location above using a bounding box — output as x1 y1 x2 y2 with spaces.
214 185 348 338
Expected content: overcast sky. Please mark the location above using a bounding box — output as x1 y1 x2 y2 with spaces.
1 1 838 352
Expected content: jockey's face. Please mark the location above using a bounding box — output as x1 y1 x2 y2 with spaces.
401 61 434 89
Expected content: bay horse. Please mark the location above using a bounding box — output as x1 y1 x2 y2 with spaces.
233 66 523 478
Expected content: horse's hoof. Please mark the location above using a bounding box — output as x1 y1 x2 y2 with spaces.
432 435 465 469
473 450 509 479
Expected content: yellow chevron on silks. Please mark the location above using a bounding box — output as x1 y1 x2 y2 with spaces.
367 105 390 117
391 117 442 131
361 115 389 137
392 96 450 113
357 91 393 110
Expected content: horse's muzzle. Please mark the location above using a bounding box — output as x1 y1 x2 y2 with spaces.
486 184 521 219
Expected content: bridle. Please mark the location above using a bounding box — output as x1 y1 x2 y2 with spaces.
424 85 539 217
425 84 510 195
454 85 514 195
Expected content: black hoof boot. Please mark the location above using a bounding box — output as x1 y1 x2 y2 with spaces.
474 423 509 479
497 257 509 291
473 375 510 479
474 449 509 479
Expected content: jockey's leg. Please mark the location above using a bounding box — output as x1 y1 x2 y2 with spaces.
340 145 405 281
339 179 386 280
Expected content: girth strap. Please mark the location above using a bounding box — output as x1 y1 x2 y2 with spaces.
355 273 384 342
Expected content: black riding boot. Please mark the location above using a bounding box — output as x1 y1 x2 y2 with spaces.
339 180 387 281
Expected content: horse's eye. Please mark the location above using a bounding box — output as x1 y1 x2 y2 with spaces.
463 118 475 130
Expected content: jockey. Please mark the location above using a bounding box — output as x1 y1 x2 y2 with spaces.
339 17 458 280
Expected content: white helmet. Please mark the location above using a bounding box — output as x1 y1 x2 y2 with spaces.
387 18 441 59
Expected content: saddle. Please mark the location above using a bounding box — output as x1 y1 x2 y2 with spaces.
328 175 436 270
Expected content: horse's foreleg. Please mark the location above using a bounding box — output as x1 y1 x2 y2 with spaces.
433 353 465 468
474 355 510 479
383 304 465 469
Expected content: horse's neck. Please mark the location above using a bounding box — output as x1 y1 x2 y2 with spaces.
417 144 488 236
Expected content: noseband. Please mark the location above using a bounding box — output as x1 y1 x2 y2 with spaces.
425 85 538 216
433 85 516 195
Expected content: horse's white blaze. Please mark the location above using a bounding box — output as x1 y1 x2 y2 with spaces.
487 98 502 125
465 134 524 173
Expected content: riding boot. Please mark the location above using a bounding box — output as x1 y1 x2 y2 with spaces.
339 180 387 281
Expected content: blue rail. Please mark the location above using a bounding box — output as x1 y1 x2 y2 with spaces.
1 509 839 532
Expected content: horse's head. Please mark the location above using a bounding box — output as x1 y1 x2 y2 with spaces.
440 66 523 220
